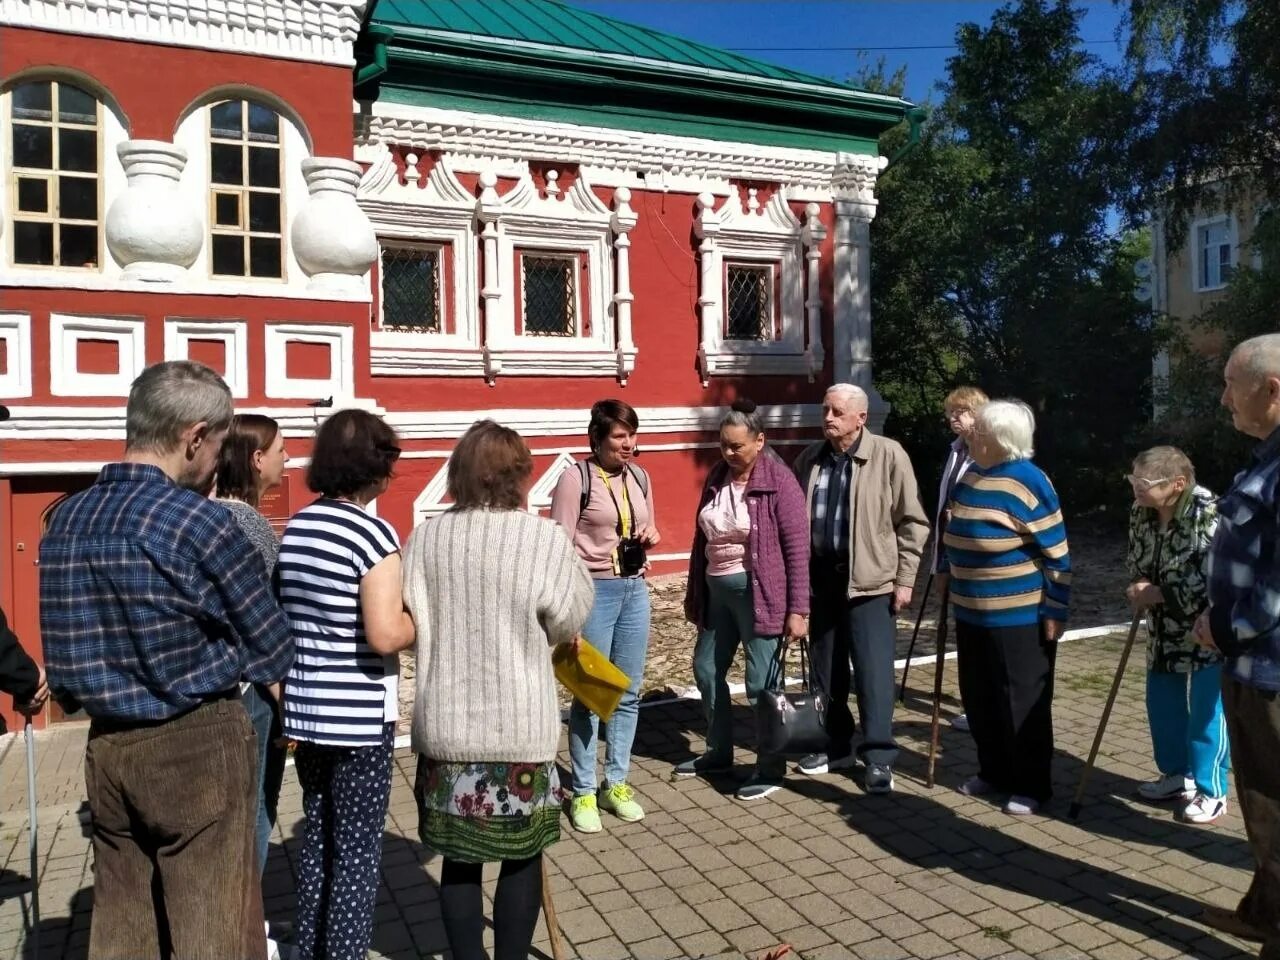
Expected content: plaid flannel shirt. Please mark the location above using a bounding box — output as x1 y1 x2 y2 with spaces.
39 462 293 722
1207 427 1280 691
809 443 854 557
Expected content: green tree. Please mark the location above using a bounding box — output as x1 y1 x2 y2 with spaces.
867 0 1153 515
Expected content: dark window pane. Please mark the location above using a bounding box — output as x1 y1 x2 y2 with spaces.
12 124 52 168
381 247 441 332
59 176 97 220
212 234 245 275
211 143 243 185
214 193 240 228
16 177 48 213
210 100 242 138
59 224 98 268
523 256 575 336
57 85 97 125
59 128 97 173
248 192 280 233
248 146 280 188
249 236 282 278
13 221 54 265
247 103 279 143
726 266 771 340
11 82 52 120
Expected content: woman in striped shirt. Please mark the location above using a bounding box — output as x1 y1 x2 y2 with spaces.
279 410 415 960
940 400 1070 816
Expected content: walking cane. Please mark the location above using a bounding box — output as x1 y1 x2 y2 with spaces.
540 857 566 960
24 718 39 957
926 589 950 789
898 572 934 703
1069 610 1144 820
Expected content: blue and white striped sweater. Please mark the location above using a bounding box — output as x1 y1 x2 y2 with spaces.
940 458 1071 628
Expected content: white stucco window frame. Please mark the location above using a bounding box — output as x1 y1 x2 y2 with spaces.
695 188 809 383
50 313 145 397
0 313 33 399
163 318 249 398
263 322 354 400
477 169 635 383
1191 214 1237 293
359 150 484 376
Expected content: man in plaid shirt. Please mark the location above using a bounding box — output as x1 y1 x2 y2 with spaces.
39 361 291 959
1194 334 1280 953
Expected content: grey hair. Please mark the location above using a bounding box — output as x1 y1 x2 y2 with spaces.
125 361 233 454
825 383 869 411
976 400 1036 461
721 406 765 436
1232 334 1280 384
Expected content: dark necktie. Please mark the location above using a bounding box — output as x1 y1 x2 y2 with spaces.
825 456 847 554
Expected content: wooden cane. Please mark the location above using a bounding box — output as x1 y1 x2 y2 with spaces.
898 572 935 703
540 855 567 960
926 589 950 789
1069 611 1144 820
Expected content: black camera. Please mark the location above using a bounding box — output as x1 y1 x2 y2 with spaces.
618 537 647 577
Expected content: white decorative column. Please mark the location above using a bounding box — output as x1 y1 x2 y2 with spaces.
694 192 723 387
291 157 378 294
611 186 638 385
801 202 827 382
476 172 504 385
105 140 202 282
832 153 889 425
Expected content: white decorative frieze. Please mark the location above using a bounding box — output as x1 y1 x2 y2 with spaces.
0 313 33 399
525 451 576 515
2 0 369 66
106 141 202 283
163 318 249 398
292 158 378 295
49 314 146 397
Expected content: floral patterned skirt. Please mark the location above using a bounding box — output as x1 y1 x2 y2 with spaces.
414 756 563 863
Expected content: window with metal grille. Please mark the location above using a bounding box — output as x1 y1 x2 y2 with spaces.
380 244 441 332
8 79 101 269
208 99 283 279
521 254 576 336
725 264 774 341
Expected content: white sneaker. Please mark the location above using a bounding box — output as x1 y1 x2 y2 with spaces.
1181 793 1227 824
1137 773 1195 802
1003 795 1040 816
950 713 971 732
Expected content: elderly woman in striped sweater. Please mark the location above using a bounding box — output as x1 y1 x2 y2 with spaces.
940 399 1070 816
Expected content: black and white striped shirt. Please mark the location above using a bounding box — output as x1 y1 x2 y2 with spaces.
279 499 400 746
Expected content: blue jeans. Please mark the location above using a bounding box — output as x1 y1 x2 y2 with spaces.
1147 665 1231 799
569 576 650 794
241 684 286 875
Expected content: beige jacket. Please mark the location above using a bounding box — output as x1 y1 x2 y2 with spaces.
794 430 930 597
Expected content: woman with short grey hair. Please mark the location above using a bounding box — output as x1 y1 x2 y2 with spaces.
939 399 1071 815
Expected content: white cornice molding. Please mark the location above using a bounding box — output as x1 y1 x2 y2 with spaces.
0 402 381 441
358 103 885 198
3 0 369 67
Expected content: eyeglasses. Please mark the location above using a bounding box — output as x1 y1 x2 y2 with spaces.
945 408 972 421
1125 474 1172 491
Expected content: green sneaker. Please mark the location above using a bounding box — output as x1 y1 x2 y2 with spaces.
569 794 602 833
598 783 645 823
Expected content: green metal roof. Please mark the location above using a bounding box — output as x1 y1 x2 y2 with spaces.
373 0 861 91
360 0 912 153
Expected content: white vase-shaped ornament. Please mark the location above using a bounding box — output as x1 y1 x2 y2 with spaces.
105 140 202 282
291 157 377 295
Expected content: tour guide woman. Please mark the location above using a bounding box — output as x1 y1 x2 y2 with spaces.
940 399 1070 816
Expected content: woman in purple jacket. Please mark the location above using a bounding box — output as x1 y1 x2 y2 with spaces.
676 399 810 800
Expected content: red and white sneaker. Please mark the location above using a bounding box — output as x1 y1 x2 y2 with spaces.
1181 793 1227 824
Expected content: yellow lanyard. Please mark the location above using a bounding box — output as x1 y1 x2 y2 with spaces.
596 465 633 540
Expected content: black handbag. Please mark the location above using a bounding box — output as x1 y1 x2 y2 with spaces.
755 638 829 756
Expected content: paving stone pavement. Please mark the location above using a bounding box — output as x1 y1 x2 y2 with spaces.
0 629 1258 960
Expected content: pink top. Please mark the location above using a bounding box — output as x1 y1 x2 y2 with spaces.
698 479 750 577
550 462 656 578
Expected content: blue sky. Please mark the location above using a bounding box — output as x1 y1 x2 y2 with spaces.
574 0 1130 105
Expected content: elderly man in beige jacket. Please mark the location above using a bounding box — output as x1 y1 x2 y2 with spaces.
792 383 930 794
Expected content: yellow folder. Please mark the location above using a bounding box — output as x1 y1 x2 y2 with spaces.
552 638 630 722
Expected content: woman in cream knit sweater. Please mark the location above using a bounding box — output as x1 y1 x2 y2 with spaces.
403 419 593 960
